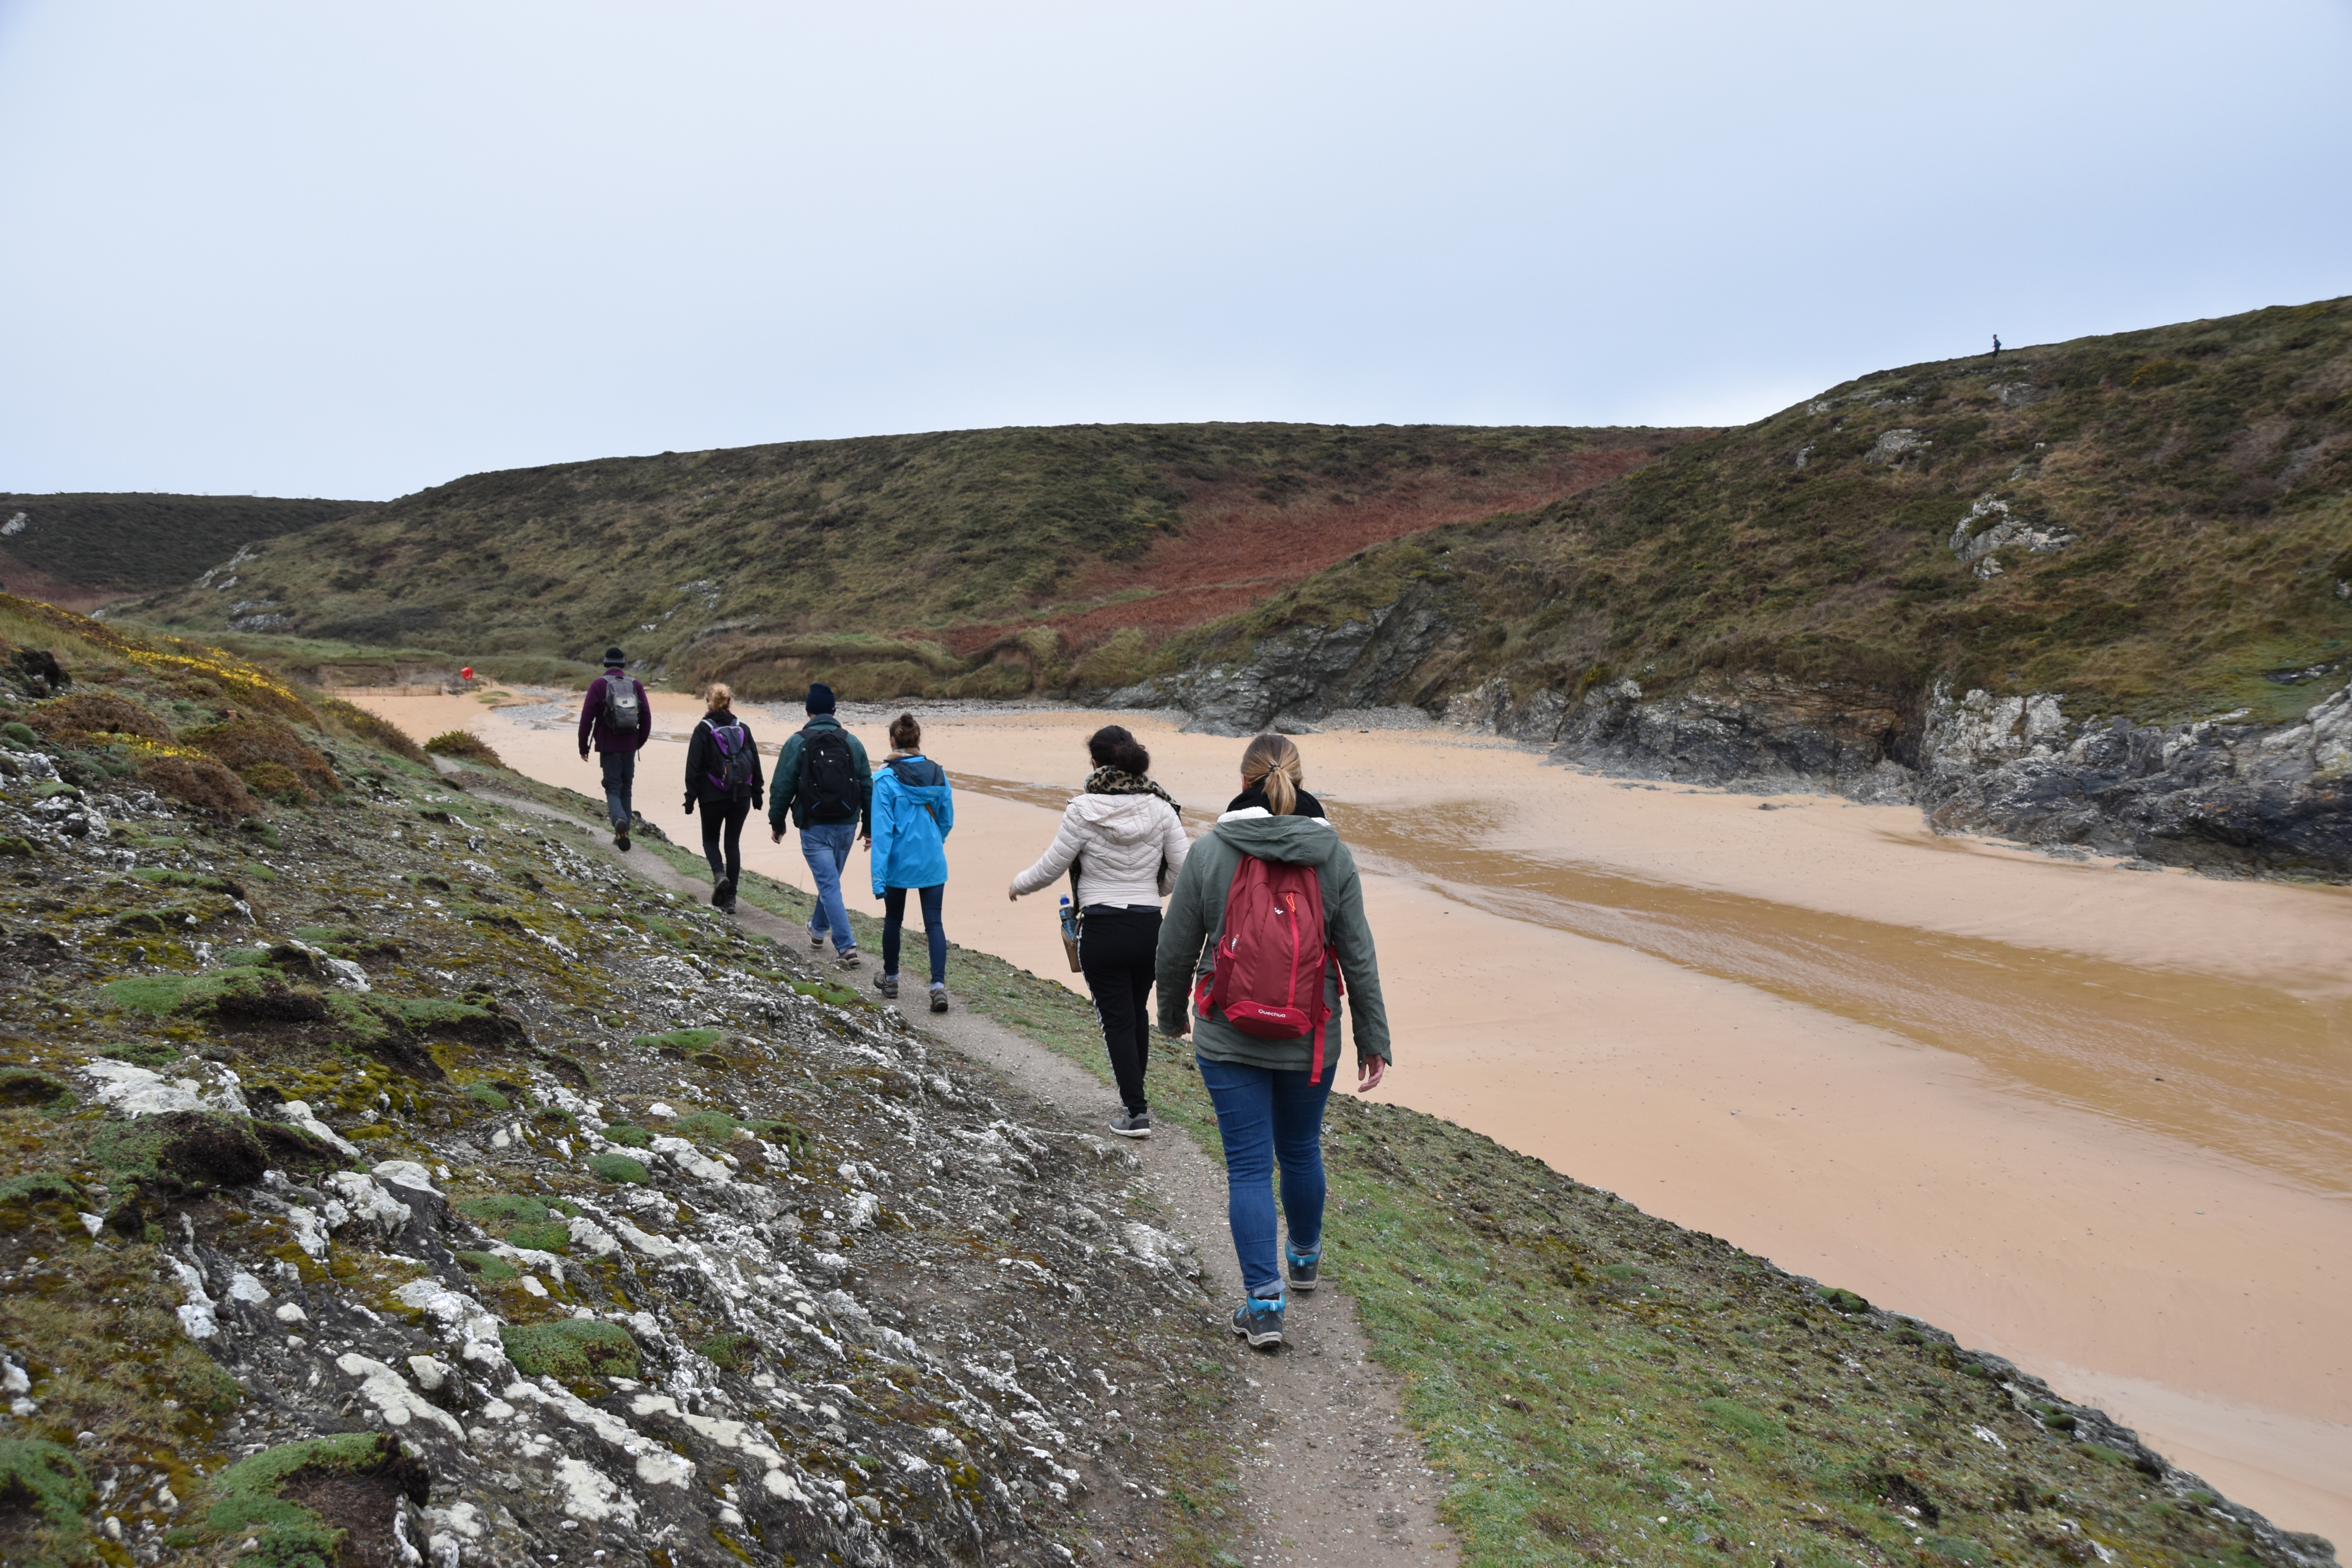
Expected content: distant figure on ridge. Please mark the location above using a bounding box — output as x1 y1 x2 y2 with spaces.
767 682 872 969
577 646 650 851
868 711 956 1013
1992 333 2002 359
1156 733 1390 1350
1008 724 1190 1138
683 682 764 914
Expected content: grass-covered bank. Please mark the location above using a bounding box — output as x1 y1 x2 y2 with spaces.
701 867 2329 1568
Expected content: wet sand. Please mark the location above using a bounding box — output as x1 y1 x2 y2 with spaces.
355 692 2352 1546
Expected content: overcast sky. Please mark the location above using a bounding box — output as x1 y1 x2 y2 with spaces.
4 2 2348 501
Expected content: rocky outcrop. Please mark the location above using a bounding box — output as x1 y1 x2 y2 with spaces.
1103 584 1454 735
1536 673 1920 803
1920 681 2352 874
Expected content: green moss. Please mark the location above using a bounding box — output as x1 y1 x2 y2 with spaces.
206 1433 403 1568
463 1082 510 1112
455 1193 570 1253
627 1026 724 1053
589 1151 650 1185
602 1122 651 1148
99 973 192 1016
1817 1285 1870 1313
697 1332 756 1372
673 1109 741 1145
455 1250 517 1281
500 1318 640 1383
0 1438 92 1556
96 1038 182 1067
2 721 37 747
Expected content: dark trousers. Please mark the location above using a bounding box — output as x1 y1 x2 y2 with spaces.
599 749 636 831
881 884 946 985
698 796 750 887
1079 906 1160 1114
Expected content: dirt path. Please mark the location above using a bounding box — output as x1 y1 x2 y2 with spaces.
477 780 1458 1566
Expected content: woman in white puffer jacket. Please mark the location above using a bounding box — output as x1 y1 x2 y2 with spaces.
1008 726 1190 1138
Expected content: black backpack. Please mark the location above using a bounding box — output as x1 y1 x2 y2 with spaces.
602 674 642 733
706 720 757 800
796 725 858 821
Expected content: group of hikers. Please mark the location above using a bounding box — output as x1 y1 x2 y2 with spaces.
576 648 1390 1349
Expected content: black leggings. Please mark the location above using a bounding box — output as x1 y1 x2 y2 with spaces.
699 796 751 886
1079 906 1160 1115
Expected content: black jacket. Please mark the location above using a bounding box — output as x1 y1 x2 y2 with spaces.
1224 783 1327 818
683 713 767 810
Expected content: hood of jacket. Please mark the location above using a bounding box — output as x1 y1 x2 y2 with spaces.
1211 809 1338 867
884 755 950 807
1070 790 1172 845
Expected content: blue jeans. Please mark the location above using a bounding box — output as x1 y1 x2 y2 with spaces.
800 821 857 953
598 750 636 832
1198 1054 1338 1298
881 884 946 985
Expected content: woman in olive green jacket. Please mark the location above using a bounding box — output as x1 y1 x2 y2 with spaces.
1155 733 1389 1349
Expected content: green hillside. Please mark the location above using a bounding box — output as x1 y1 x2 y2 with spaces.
1172 296 2352 726
123 423 1695 698
0 493 372 596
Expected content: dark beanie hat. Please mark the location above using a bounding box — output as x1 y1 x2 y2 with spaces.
603 646 626 667
805 682 836 713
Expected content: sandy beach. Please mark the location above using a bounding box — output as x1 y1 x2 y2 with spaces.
354 690 2352 1547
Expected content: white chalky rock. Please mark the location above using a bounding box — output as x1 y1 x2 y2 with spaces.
649 1135 731 1185
323 1173 413 1238
278 1100 362 1156
553 1456 639 1524
394 1279 514 1379
169 1259 218 1340
285 1207 330 1259
78 1058 249 1118
507 1379 693 1488
335 1353 465 1439
566 1215 622 1257
275 1302 308 1323
226 1271 271 1304
407 1355 453 1391
370 1159 440 1193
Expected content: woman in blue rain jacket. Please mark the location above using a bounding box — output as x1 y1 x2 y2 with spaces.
867 711 955 1013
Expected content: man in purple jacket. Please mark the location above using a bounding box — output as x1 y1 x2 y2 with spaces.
577 646 651 850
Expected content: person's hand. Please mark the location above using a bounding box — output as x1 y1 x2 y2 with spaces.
770 828 784 844
683 798 695 816
1355 1054 1387 1094
1164 1014 1190 1038
1006 881 1020 902
578 748 589 762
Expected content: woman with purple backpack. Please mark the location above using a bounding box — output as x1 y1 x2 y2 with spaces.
1155 733 1390 1350
682 683 764 914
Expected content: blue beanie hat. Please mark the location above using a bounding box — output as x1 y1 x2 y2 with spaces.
805 682 836 714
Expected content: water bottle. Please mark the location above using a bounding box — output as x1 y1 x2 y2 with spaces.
1058 895 1081 971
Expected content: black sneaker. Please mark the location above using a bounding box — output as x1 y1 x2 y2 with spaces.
928 985 948 1014
614 830 631 852
1108 1111 1151 1139
719 877 738 913
873 974 900 1000
1285 1243 1321 1293
1230 1294 1284 1349
709 882 726 907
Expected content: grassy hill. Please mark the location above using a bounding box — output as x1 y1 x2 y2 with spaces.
1168 296 2352 728
0 493 372 606
120 423 1698 698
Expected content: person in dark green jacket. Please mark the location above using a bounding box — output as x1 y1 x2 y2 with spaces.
764 683 874 968
1155 733 1389 1349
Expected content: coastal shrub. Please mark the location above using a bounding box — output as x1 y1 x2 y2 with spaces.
500 1319 639 1385
184 714 339 799
138 751 257 817
240 760 312 805
0 1438 93 1545
0 1068 73 1109
601 1122 651 1148
463 1083 510 1112
206 1432 425 1568
423 730 502 765
455 1250 516 1281
28 691 172 743
673 1109 740 1145
1 720 36 747
589 1152 649 1185
697 1332 755 1372
1816 1285 1870 1312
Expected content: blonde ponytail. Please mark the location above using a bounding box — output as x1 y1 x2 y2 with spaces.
1241 733 1303 816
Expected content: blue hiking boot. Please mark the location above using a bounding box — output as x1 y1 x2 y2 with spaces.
1230 1293 1285 1349
1285 1242 1321 1293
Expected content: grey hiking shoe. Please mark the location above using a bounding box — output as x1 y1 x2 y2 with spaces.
837 950 861 970
810 931 826 951
1108 1111 1151 1139
928 985 948 1014
873 973 900 1000
1285 1242 1321 1293
1230 1294 1284 1349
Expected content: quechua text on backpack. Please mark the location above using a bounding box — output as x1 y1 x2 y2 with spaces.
602 675 642 734
706 720 757 799
1192 854 1342 1078
796 726 859 822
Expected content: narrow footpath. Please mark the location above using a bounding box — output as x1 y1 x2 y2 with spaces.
482 778 1459 1566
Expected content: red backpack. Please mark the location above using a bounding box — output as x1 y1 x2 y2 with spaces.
1192 854 1344 1078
